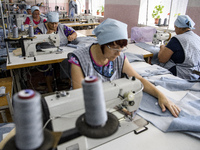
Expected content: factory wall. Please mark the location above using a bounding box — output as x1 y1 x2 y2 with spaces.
104 0 140 38
105 0 200 37
186 0 200 35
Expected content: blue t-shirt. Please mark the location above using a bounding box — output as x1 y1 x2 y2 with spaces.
165 36 185 75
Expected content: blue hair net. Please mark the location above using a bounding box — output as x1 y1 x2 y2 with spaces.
174 15 195 30
92 18 128 45
26 5 31 10
47 12 59 22
31 6 39 13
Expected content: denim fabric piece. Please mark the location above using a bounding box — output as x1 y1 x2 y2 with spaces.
139 92 172 117
154 77 200 91
125 52 145 63
0 123 15 142
134 64 171 77
137 91 200 138
135 42 160 64
167 111 200 132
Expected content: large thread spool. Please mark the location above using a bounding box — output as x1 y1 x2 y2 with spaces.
13 89 44 150
21 24 24 31
82 76 107 127
28 25 34 37
12 25 18 38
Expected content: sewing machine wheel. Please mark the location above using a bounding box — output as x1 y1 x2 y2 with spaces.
76 112 119 138
2 129 55 150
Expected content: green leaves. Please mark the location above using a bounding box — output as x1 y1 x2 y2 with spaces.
152 5 164 19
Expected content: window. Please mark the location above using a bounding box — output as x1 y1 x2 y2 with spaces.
91 0 105 16
76 0 85 14
138 0 188 30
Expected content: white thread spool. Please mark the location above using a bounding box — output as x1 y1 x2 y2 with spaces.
21 24 24 31
28 25 34 37
82 76 107 127
12 26 18 38
13 89 44 150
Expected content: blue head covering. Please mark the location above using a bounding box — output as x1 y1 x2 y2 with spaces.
26 5 31 10
47 12 59 22
92 18 128 45
31 6 39 14
174 15 195 30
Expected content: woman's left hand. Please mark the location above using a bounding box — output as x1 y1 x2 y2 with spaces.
158 95 181 118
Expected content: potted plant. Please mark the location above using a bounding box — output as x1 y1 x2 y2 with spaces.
97 9 100 15
152 5 164 24
101 6 104 16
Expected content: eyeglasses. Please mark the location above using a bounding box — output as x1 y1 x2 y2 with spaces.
107 45 128 52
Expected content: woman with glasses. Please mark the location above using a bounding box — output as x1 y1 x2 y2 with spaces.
68 18 180 118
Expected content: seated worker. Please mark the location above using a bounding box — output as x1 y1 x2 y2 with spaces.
24 6 46 33
69 18 181 118
36 11 77 46
24 5 32 15
35 12 77 92
158 15 200 80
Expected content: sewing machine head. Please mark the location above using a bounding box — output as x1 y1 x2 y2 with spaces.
152 31 175 46
23 33 60 57
43 77 143 149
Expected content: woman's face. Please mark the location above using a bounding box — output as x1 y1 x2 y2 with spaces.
104 42 126 61
27 9 32 15
47 22 59 31
32 10 40 19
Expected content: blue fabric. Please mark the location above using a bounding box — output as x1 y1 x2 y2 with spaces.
125 52 145 63
0 123 15 142
174 15 195 29
135 42 160 64
134 64 171 77
137 87 200 138
92 18 128 45
154 77 200 91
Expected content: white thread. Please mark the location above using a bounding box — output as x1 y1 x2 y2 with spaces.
13 89 44 150
29 25 34 37
13 26 18 38
82 76 107 127
21 24 24 31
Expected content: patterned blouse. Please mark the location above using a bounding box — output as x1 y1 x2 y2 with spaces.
68 49 126 78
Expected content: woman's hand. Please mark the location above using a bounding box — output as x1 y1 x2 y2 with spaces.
158 94 181 117
68 34 76 41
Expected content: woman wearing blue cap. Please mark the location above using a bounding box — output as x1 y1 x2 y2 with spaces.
36 11 77 46
69 18 181 118
24 5 32 15
24 6 46 29
158 15 200 80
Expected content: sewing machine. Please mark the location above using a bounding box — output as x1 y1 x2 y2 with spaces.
22 33 60 57
152 31 175 45
13 14 28 27
43 77 147 150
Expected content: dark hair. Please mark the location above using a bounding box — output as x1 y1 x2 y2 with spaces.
100 39 128 54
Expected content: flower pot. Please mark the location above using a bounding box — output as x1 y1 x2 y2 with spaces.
101 12 104 16
154 18 159 24
97 12 100 15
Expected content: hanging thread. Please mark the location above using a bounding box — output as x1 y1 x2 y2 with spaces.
12 25 18 38
28 25 34 37
13 89 44 150
82 76 107 127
